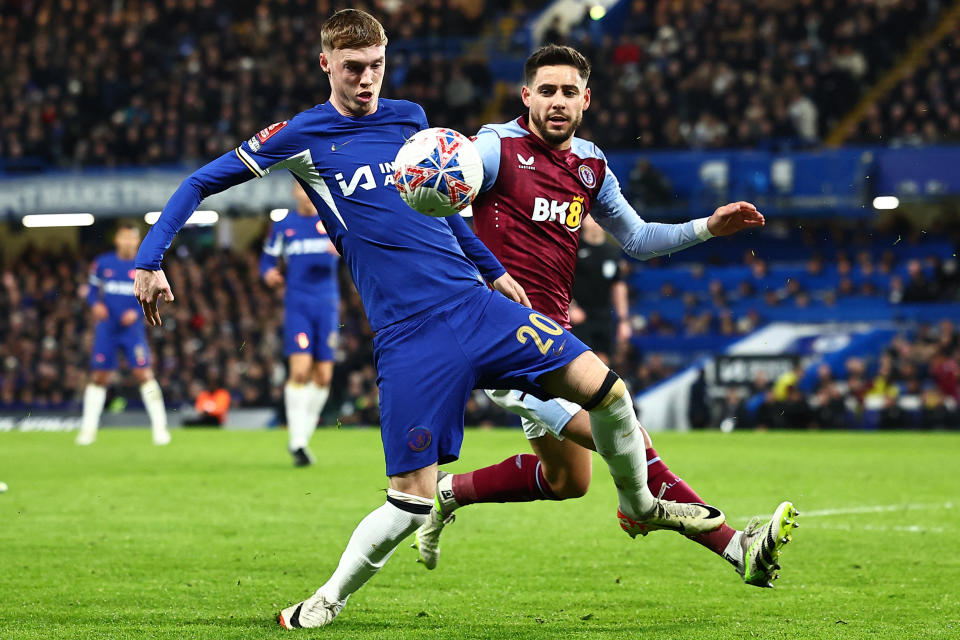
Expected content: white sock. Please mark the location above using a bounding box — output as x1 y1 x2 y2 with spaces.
285 382 312 450
306 383 330 434
588 384 656 519
81 383 107 435
320 490 432 602
723 530 745 568
139 379 167 434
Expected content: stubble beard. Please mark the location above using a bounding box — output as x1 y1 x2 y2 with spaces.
532 110 582 147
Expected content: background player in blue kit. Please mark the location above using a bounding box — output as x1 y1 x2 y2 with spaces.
132 9 726 629
78 223 170 446
261 181 341 467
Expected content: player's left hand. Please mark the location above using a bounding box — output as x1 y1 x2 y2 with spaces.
492 272 531 308
617 318 633 343
134 268 175 327
706 201 765 237
120 309 139 327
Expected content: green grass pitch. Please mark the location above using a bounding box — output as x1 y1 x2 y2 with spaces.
1 429 958 639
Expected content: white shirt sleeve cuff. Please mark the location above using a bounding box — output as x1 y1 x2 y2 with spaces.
693 217 713 240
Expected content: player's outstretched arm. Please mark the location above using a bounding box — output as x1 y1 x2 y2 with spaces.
593 166 765 260
135 151 258 325
706 201 765 236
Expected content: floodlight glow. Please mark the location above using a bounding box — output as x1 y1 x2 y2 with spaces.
873 196 899 210
145 210 219 225
270 208 289 222
589 4 606 19
22 213 95 228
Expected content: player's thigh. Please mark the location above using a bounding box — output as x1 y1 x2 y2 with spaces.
119 324 151 370
311 302 339 365
375 313 474 478
464 291 591 400
283 304 314 360
537 350 611 406
528 432 592 499
288 353 314 384
90 322 118 371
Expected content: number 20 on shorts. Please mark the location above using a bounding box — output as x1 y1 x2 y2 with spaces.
515 312 563 355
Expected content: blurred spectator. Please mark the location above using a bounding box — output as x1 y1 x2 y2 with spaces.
184 377 231 426
628 159 673 209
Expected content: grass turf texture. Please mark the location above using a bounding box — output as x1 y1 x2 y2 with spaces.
1 429 958 639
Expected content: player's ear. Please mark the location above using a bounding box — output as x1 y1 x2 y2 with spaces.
319 51 331 74
582 87 591 112
521 85 531 108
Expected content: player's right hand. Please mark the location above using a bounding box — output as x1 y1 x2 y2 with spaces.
134 268 175 327
492 272 531 308
263 267 285 288
92 302 109 322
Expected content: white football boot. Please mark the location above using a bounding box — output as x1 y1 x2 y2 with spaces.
75 429 97 446
277 589 348 629
732 501 799 588
618 483 726 537
413 470 457 570
152 428 171 446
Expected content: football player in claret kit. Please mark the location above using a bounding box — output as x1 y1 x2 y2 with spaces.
415 45 798 589
133 11 727 629
77 222 170 446
261 181 341 467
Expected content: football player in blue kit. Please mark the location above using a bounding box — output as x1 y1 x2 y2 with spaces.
261 181 341 467
133 9 725 629
78 222 170 446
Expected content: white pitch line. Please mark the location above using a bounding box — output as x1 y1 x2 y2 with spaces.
734 501 953 522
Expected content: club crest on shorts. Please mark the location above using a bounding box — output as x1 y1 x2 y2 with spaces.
407 426 432 452
578 164 596 188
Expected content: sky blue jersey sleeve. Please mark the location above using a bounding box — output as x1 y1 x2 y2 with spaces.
446 212 506 282
135 151 255 270
592 165 712 260
473 127 501 194
259 222 283 277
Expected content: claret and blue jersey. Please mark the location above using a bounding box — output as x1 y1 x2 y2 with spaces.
88 252 150 370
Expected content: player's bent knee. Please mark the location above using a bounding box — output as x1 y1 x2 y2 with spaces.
549 472 590 500
385 488 434 517
581 370 626 412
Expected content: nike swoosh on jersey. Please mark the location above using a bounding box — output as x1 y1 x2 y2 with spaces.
330 139 355 152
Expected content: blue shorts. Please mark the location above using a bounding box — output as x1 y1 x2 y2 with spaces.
91 321 151 370
374 286 590 476
284 294 339 361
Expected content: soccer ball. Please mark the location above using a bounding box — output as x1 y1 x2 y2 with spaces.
393 127 483 217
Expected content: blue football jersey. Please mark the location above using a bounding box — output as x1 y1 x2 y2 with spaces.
260 211 340 299
137 99 505 331
87 252 141 322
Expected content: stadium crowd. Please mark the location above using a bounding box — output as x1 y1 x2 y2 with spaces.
2 221 959 432
1 0 951 172
713 320 960 431
557 0 943 150
851 30 960 146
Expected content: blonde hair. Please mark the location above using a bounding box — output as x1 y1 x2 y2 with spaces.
321 9 388 52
